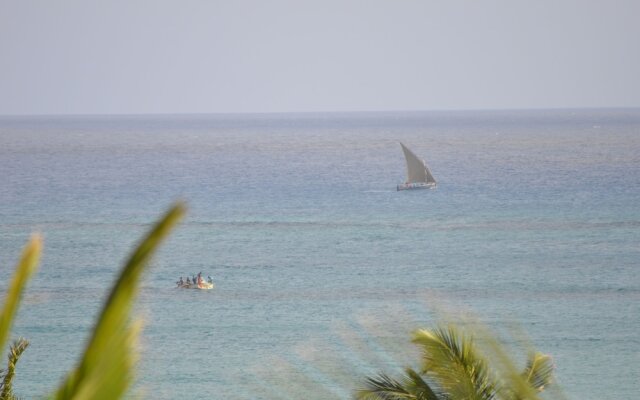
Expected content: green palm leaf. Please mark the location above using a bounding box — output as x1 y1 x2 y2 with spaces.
0 235 42 353
358 322 556 400
401 368 443 400
356 372 416 400
52 203 186 400
412 326 496 400
0 338 29 400
356 368 443 400
461 325 551 400
521 353 554 392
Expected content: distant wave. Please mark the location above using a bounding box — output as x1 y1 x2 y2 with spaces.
185 219 640 232
6 218 638 232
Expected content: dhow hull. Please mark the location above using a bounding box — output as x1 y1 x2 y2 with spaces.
397 182 436 191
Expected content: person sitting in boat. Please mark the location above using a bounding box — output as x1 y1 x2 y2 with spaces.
186 277 191 285
197 272 203 285
176 277 184 287
207 275 213 284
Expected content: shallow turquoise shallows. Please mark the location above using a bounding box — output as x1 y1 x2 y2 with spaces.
1 109 638 399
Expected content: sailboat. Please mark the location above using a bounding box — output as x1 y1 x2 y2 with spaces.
397 142 437 191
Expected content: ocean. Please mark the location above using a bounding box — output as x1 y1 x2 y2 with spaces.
0 109 638 399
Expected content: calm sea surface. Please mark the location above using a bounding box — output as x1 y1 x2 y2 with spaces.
1 110 638 399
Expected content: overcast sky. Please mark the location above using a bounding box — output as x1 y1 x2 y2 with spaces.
1 0 639 115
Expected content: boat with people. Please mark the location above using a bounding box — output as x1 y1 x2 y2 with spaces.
397 142 437 191
176 272 215 290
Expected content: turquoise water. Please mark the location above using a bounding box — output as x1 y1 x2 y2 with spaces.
1 109 639 399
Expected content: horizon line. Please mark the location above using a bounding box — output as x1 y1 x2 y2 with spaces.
1 106 639 119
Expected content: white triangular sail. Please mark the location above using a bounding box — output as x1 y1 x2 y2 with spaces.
400 142 436 184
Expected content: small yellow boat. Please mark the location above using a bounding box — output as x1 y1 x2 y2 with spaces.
176 281 214 290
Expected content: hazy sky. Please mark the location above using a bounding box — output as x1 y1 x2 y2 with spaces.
1 0 639 115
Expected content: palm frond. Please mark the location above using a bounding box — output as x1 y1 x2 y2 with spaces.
52 203 186 400
0 235 42 352
401 368 443 400
356 368 445 400
412 325 496 400
356 372 416 400
472 327 545 400
521 353 554 392
0 338 29 400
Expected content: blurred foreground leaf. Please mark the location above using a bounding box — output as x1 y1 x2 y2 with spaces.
53 203 186 400
0 235 41 352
